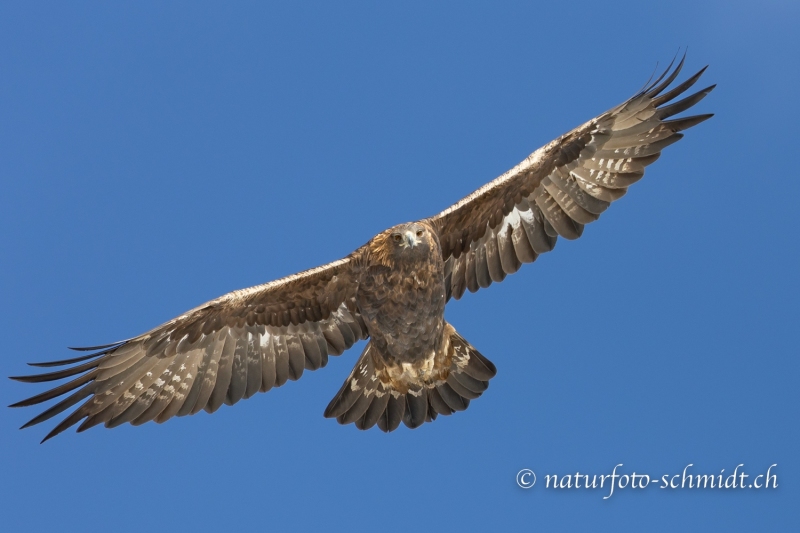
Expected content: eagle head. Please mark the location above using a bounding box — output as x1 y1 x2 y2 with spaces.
389 222 432 250
369 222 438 267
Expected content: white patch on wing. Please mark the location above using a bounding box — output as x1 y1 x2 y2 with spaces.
518 207 536 226
505 208 522 231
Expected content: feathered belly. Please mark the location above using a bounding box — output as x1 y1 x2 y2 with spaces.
357 266 446 364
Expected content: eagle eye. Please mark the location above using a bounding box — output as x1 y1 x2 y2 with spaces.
392 233 402 243
416 230 423 237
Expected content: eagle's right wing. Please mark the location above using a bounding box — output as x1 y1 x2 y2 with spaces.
11 253 367 442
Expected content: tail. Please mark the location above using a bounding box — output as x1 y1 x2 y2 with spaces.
323 323 496 432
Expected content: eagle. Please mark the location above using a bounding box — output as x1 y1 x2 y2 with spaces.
11 57 714 442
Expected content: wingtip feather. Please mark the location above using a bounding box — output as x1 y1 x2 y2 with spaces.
68 341 125 352
27 352 104 368
645 53 687 99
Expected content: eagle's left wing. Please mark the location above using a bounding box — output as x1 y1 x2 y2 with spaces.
430 56 714 300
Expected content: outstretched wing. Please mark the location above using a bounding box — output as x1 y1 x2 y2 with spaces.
431 56 714 300
11 254 366 442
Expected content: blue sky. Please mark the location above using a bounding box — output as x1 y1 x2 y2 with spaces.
2 1 798 531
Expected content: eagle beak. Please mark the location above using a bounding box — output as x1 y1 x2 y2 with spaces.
404 230 419 248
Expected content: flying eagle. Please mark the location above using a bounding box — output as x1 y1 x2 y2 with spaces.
11 57 714 442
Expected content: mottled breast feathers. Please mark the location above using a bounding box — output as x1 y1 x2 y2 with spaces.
357 221 446 364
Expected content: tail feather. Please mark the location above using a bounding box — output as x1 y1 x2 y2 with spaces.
357 391 390 430
323 343 379 420
428 387 453 416
446 373 481 400
377 395 404 432
403 388 428 429
324 323 496 432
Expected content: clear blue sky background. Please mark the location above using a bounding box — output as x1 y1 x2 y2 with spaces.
2 1 798 531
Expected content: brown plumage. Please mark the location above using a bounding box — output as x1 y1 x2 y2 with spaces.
10 56 714 441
